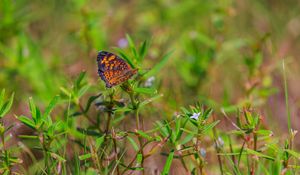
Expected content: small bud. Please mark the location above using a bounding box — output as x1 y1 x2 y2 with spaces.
200 148 206 158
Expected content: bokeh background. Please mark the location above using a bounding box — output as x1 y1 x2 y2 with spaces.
1 0 300 173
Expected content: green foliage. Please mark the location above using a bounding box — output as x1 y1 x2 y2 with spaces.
0 90 14 118
0 1 299 174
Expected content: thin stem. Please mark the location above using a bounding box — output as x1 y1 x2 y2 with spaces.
212 115 224 175
282 60 291 133
112 128 120 175
135 109 140 131
41 132 50 174
122 83 145 174
251 132 257 175
105 113 112 135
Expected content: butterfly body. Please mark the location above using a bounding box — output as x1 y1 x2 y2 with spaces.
97 51 137 88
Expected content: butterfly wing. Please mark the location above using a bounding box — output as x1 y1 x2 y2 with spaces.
97 51 137 88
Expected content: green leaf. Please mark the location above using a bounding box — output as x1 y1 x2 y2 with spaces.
179 133 194 145
156 121 169 137
114 106 132 113
74 152 80 175
136 130 152 141
44 95 60 119
195 32 216 48
0 89 5 108
95 135 105 150
0 92 14 118
136 153 143 164
84 93 102 113
50 152 66 162
285 149 300 160
134 87 157 95
203 108 213 120
79 153 92 160
202 120 220 134
139 40 149 62
175 118 189 142
126 34 138 60
3 170 9 175
127 136 139 151
162 149 174 174
78 84 90 98
180 128 197 135
139 94 163 107
17 115 36 130
29 97 37 122
174 118 181 142
18 135 39 139
255 130 273 136
60 87 71 97
245 148 274 160
75 71 86 89
144 51 173 79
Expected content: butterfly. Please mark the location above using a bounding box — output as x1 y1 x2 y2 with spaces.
97 51 138 88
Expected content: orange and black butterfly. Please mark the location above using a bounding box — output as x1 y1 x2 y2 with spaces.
97 51 138 88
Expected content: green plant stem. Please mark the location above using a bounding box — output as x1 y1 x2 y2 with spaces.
121 140 153 174
127 90 146 174
282 60 291 133
212 126 224 175
41 132 50 174
0 128 10 172
251 132 257 175
105 113 112 135
112 129 120 175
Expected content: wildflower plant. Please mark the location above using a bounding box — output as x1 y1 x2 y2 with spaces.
1 33 300 175
0 89 17 175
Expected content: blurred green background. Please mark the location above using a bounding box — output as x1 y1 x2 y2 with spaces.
1 0 300 172
1 0 300 129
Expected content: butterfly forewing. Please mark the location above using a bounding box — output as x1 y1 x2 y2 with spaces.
97 51 137 88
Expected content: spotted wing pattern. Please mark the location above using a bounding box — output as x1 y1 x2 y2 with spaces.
97 51 137 88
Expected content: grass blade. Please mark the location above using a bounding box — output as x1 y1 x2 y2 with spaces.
144 51 173 79
162 149 174 174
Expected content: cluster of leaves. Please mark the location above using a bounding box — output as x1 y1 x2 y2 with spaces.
0 36 298 175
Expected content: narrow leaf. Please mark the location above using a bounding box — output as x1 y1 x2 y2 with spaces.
0 89 5 108
44 95 60 118
84 93 102 113
75 71 86 89
50 152 66 162
139 40 149 62
285 149 300 160
162 150 174 174
79 153 92 160
126 34 138 59
127 137 139 151
0 92 14 118
17 115 36 130
144 51 173 79
139 94 163 107
245 148 274 160
134 87 157 95
136 130 152 141
95 135 105 150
